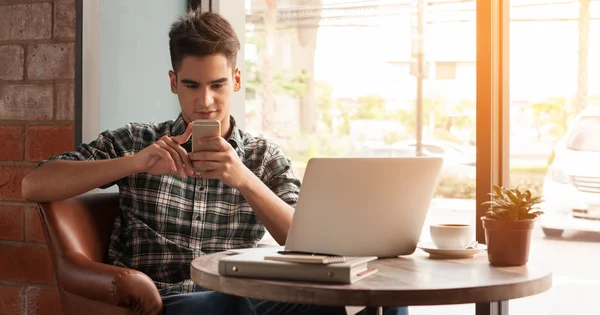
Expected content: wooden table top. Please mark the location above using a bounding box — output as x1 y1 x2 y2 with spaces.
190 251 552 307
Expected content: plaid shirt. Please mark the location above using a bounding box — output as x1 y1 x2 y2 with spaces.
40 114 301 296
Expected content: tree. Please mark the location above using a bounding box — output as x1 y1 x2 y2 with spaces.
248 0 320 136
245 59 309 98
389 98 475 143
315 81 350 135
353 95 387 120
575 0 590 114
294 0 322 134
389 98 443 134
588 94 600 106
261 0 277 137
526 97 574 140
316 82 334 130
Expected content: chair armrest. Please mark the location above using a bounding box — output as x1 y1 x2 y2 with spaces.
59 252 163 315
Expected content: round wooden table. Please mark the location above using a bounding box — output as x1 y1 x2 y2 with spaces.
191 251 552 315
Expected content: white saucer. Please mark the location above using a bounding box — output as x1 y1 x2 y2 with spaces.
417 242 487 259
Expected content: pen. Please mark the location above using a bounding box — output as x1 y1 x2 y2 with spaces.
276 250 343 257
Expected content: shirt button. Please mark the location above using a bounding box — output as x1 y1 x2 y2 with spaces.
196 215 201 220
199 187 205 191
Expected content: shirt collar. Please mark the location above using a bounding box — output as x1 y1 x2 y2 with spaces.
227 116 245 155
171 113 245 157
171 113 188 136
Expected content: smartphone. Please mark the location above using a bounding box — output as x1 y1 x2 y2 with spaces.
192 119 221 152
191 119 221 173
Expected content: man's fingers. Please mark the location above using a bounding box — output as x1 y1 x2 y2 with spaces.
155 147 177 174
162 136 194 176
157 140 186 178
172 123 193 145
195 136 227 152
197 170 218 179
188 151 227 162
192 161 220 171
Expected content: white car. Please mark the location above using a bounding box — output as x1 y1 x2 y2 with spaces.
540 106 600 237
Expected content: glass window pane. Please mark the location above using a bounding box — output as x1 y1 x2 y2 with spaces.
99 0 187 131
511 1 600 314
245 1 476 312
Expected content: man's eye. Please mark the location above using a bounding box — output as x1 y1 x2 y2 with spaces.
185 84 198 89
211 84 224 89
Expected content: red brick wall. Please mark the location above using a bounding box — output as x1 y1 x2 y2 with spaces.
0 1 75 314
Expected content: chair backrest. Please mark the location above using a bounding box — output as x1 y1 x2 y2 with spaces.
38 192 120 263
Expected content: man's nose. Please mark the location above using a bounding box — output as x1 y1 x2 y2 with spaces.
199 89 214 106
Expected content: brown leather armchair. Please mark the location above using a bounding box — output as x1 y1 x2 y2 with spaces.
38 193 163 315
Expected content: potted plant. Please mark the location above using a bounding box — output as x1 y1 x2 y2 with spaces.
481 185 544 266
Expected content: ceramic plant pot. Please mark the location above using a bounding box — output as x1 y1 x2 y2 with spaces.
481 216 535 266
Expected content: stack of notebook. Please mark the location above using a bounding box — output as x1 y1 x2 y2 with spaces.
218 250 378 284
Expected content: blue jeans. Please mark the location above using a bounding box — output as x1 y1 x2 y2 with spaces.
162 287 408 315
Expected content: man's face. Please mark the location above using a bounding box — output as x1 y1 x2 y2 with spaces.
169 54 241 135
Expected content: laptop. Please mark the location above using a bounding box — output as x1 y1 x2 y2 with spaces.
284 157 443 258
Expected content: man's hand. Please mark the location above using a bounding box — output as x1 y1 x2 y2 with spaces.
189 137 253 189
133 123 195 178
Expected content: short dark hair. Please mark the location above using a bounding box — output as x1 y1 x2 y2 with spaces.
168 10 241 73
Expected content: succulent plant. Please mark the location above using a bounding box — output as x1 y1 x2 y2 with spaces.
482 185 544 220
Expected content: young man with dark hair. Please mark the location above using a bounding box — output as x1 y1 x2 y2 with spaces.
22 9 407 315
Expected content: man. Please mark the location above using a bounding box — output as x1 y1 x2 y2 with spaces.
22 9 407 315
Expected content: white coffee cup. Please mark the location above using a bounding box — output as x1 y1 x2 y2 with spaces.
430 224 474 249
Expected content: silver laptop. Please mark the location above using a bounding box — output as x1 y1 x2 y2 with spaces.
284 157 443 258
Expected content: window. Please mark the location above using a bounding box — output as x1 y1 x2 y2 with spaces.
238 4 478 310
200 1 600 313
77 0 188 145
211 1 550 314
510 1 600 314
435 62 457 80
237 0 478 208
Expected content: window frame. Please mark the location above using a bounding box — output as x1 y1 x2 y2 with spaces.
476 0 510 313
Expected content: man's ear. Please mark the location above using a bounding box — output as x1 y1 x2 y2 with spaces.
169 70 177 94
233 68 241 92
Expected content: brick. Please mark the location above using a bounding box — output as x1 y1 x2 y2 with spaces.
0 205 24 241
26 125 74 162
0 45 24 80
0 125 25 161
26 206 45 243
26 286 62 315
0 0 56 5
0 3 52 41
54 0 76 39
0 285 25 315
27 43 75 80
56 83 74 121
0 85 53 121
0 166 34 202
0 244 53 284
